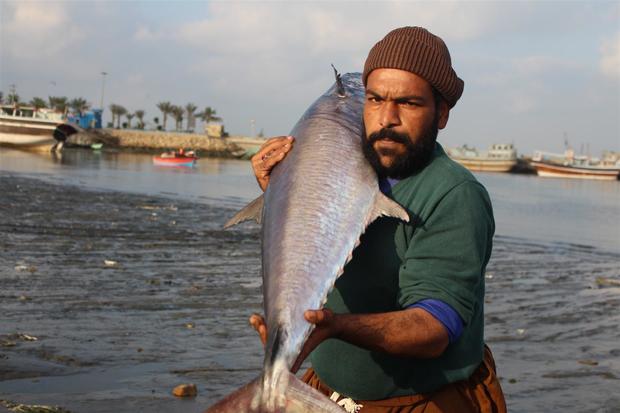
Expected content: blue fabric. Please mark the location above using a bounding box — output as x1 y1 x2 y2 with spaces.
379 177 401 194
409 299 464 344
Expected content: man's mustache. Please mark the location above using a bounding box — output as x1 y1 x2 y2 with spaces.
367 128 411 146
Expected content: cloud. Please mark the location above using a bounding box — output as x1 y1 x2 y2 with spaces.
0 1 82 59
514 56 582 76
133 25 159 42
169 2 511 102
600 32 620 79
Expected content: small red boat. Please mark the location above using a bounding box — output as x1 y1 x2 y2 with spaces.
153 149 198 167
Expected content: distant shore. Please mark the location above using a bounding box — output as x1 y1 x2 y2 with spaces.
68 128 263 159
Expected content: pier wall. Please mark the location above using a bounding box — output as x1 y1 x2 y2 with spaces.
101 129 233 153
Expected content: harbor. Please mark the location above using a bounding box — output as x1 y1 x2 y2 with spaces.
2 99 617 180
1 149 619 413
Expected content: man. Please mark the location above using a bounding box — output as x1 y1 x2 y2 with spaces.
249 27 506 413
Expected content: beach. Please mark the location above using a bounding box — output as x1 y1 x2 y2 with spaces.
0 151 619 413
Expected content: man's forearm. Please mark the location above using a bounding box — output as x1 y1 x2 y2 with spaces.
332 308 449 358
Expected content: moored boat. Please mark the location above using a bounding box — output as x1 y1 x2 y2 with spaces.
0 104 79 152
531 149 620 180
153 149 198 167
446 143 518 172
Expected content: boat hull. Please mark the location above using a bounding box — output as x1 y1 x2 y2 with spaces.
450 158 517 172
152 157 197 167
0 116 76 152
531 161 620 181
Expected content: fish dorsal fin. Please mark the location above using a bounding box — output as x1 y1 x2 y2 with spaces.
223 194 264 228
369 192 410 224
331 64 345 97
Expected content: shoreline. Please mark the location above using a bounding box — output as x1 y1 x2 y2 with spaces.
68 128 264 159
1 173 619 412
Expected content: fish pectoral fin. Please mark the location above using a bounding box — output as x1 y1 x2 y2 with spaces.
223 195 264 228
285 371 345 413
370 192 410 223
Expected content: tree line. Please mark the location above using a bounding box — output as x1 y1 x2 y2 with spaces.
0 91 91 116
1 91 222 133
108 102 221 132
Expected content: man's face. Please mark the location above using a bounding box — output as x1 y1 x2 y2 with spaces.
362 68 449 178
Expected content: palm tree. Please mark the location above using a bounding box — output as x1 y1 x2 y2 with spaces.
69 97 89 116
135 110 145 129
7 92 20 105
49 96 68 113
125 112 134 129
185 103 197 131
116 106 127 128
170 105 184 131
30 97 48 110
199 106 222 123
109 104 127 128
156 101 172 131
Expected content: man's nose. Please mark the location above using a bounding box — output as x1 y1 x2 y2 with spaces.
379 102 401 129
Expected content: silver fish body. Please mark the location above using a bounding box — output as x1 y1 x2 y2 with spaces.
209 72 408 413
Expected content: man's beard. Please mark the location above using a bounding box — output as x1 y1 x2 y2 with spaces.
361 120 439 179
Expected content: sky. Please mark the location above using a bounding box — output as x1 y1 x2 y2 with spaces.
1 0 619 155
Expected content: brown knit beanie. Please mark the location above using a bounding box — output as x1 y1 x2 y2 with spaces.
363 26 464 108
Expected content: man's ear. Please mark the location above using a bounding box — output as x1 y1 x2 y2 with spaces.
437 100 450 130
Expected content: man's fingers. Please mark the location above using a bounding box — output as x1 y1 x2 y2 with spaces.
253 136 294 162
249 313 268 346
304 309 331 324
249 313 264 326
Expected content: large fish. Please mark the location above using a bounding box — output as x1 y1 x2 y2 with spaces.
208 70 409 412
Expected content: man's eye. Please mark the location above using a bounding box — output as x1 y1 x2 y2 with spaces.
402 101 419 107
367 96 380 103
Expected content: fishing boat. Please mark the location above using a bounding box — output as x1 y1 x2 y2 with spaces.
446 143 518 172
0 104 79 152
531 149 620 180
152 149 198 167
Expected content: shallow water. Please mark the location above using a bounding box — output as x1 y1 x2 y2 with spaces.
1 148 619 413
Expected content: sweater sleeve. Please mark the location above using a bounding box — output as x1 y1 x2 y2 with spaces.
397 181 494 325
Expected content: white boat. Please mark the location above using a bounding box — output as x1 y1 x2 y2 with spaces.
0 105 79 152
446 143 518 172
531 149 620 181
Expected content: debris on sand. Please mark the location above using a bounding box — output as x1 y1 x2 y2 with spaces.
595 276 620 288
578 359 599 366
172 383 198 397
0 399 73 413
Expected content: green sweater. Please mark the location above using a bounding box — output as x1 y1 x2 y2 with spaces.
310 143 495 400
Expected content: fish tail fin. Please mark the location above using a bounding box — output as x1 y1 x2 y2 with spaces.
284 370 344 412
204 371 343 412
204 376 261 413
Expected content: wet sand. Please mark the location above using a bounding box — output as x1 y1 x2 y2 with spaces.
0 173 619 413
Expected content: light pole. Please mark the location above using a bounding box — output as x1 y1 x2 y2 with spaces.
99 72 107 110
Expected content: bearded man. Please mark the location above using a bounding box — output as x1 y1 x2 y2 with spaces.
249 26 507 413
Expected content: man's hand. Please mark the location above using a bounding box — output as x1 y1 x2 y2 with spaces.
249 307 449 371
292 309 338 373
248 309 339 373
249 313 268 346
251 136 294 192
